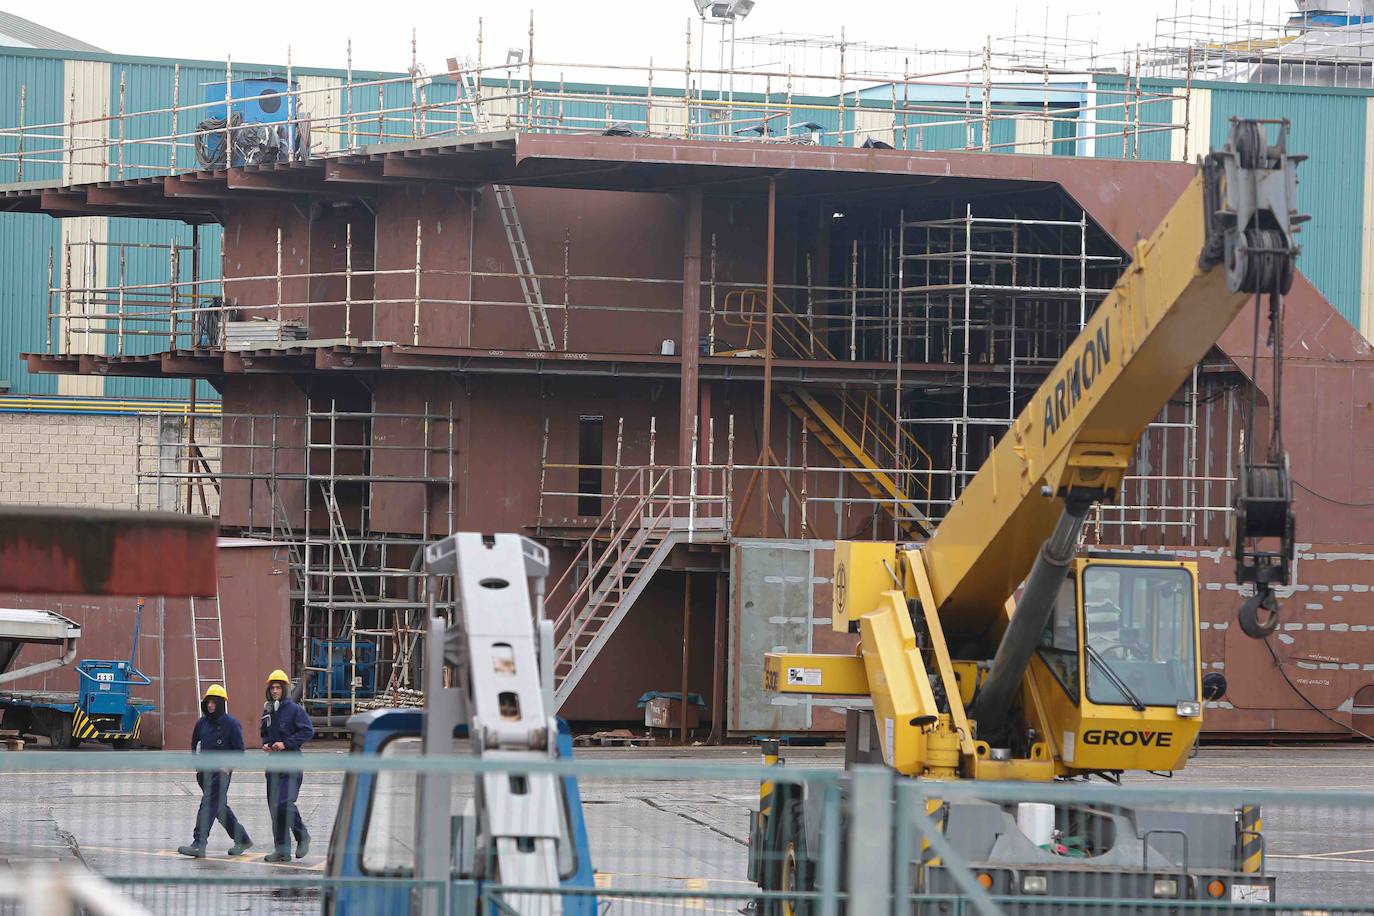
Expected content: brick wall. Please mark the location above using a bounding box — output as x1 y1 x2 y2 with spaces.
0 412 221 512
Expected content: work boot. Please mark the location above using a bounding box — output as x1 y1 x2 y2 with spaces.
263 849 291 863
294 833 311 859
228 838 253 856
176 844 206 858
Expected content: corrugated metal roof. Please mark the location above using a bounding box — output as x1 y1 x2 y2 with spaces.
0 12 103 54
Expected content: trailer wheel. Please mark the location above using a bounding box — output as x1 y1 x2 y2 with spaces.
765 800 812 916
48 715 74 750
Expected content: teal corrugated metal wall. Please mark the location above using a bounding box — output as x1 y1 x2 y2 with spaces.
0 212 61 394
1087 76 1176 162
0 54 64 184
101 60 245 399
1205 83 1366 326
0 54 64 393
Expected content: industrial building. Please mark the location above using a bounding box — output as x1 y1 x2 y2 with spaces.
1 6 1374 746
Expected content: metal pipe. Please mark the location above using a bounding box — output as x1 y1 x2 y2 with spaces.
680 572 691 745
17 83 24 181
971 496 1091 741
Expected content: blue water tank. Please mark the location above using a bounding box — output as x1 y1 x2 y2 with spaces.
206 77 296 125
196 77 306 168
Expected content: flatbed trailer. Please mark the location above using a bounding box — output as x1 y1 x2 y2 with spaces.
0 659 154 749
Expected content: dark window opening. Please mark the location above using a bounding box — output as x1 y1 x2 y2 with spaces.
577 416 604 516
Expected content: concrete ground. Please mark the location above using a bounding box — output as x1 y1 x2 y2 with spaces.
0 741 1371 912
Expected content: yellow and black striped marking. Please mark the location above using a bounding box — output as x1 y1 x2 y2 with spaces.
71 709 141 742
72 708 99 739
1239 804 1263 873
758 739 780 830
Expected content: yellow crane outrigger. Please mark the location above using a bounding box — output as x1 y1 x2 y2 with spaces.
749 118 1302 910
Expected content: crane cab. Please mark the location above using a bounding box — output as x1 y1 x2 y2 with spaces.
1027 554 1203 774
323 708 597 915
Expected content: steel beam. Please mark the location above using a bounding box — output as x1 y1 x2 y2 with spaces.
0 506 217 596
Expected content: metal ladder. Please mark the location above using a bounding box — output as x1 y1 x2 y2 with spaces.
454 57 557 351
190 594 226 697
322 486 368 608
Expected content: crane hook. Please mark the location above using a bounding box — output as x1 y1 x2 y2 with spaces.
1238 585 1281 639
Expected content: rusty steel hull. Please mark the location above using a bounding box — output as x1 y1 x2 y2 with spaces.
0 506 217 597
5 134 1374 737
0 539 289 747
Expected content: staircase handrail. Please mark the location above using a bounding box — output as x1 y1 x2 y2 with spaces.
548 465 657 635
554 468 683 671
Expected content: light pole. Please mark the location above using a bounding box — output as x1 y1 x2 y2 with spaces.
692 1 756 123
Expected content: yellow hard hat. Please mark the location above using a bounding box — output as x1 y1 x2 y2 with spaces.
203 684 227 700
266 669 289 685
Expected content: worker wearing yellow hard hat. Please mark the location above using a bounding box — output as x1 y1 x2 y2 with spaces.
177 684 253 859
260 667 315 863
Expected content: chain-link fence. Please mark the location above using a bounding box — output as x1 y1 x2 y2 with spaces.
0 749 1371 914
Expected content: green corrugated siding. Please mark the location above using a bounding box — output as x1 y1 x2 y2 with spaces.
99 61 240 399
1089 76 1175 162
0 54 64 394
0 212 60 395
0 54 64 184
1206 84 1366 326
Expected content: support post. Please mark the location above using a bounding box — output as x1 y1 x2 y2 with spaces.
680 189 704 467
731 178 781 537
846 766 894 915
680 572 692 745
759 178 777 532
708 571 726 745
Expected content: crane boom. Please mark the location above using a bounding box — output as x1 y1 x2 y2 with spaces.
923 165 1275 629
752 118 1303 911
766 117 1302 779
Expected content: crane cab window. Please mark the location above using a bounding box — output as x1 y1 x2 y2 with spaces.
1083 565 1197 707
1037 576 1080 701
361 736 475 874
360 735 580 880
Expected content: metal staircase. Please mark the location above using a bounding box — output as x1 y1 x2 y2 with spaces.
713 286 938 535
779 386 936 538
548 465 727 709
453 57 557 351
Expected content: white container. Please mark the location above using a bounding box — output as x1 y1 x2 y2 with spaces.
661 339 677 356
1016 802 1055 847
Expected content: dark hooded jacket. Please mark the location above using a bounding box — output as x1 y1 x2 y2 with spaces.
260 689 314 751
191 695 246 753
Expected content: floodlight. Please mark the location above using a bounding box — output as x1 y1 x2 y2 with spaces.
697 0 755 20
728 0 755 19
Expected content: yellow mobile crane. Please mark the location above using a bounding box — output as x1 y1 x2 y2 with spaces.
749 118 1302 908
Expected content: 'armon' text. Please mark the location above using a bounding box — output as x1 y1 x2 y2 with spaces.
1042 318 1113 446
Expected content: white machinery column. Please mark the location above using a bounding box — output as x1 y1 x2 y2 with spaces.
417 533 563 916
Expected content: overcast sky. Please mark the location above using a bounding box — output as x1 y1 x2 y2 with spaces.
33 0 1299 75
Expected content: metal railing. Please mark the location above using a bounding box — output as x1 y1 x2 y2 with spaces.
0 20 1200 188
1 749 1373 913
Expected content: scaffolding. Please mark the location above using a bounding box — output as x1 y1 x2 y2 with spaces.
135 404 456 727
0 14 1199 184
895 207 1120 510
7 4 1372 184
1144 1 1374 87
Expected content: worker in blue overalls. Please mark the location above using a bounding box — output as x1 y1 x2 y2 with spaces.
177 684 253 858
260 668 314 863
